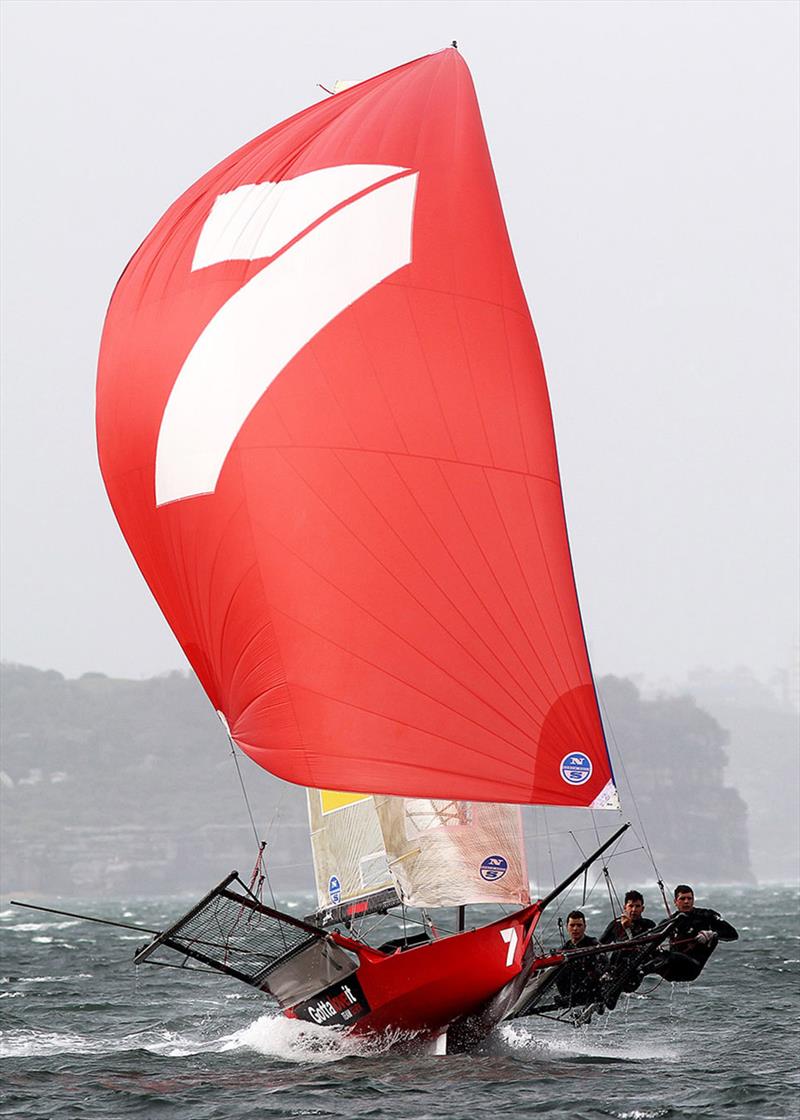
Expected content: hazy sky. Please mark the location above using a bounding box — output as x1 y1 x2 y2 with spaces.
1 0 798 685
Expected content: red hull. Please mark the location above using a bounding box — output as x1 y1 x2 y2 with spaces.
285 904 541 1041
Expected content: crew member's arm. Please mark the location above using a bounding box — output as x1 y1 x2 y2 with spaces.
598 920 618 945
706 911 738 941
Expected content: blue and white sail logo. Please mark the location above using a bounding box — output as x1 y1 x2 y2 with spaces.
560 752 593 785
328 875 341 904
480 855 508 882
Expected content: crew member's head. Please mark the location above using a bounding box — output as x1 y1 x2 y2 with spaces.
674 885 695 913
623 890 645 921
566 910 587 944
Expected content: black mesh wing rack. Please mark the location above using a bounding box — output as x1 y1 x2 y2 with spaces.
133 871 325 988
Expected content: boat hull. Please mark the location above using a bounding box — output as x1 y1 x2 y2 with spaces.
283 905 540 1042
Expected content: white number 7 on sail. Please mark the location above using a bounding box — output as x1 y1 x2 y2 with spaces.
500 927 518 967
155 167 418 507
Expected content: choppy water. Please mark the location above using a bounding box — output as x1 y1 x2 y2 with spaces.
1 886 798 1119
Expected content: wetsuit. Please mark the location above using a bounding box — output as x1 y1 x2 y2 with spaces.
598 915 657 1007
555 935 603 1007
645 907 738 982
600 915 656 944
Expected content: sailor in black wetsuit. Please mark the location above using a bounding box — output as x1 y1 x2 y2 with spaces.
600 889 656 945
643 884 738 983
555 910 603 1007
598 890 656 1008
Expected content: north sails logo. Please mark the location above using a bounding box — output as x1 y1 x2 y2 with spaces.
480 855 508 881
155 164 419 506
560 751 593 785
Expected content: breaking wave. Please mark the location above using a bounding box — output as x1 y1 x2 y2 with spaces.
222 1013 424 1062
497 1021 680 1064
0 1011 422 1063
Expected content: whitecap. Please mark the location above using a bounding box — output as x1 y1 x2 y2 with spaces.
0 1024 223 1060
498 1021 680 1063
5 921 80 932
0 1031 103 1059
20 974 92 983
217 1013 420 1063
612 1112 669 1119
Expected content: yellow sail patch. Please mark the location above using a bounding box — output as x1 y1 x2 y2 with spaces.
320 789 371 814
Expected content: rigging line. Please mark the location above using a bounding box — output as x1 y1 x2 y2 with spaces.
595 685 667 895
629 824 672 917
601 862 621 916
550 842 631 921
521 823 626 841
222 725 280 911
568 830 588 860
542 807 561 919
225 731 262 852
586 806 619 912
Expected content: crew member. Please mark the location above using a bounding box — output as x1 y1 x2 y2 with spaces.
600 890 656 944
643 884 738 982
555 910 603 1007
598 890 656 1008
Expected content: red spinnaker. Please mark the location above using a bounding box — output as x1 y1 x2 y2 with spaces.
96 49 616 807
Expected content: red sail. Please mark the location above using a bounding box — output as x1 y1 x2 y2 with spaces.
96 49 616 808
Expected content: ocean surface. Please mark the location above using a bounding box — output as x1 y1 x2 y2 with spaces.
1 885 798 1120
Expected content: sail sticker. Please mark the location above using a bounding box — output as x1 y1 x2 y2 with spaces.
560 752 593 785
320 789 371 814
328 875 341 904
155 169 418 506
479 855 508 881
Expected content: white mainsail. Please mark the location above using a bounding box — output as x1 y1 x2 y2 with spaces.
307 789 398 916
307 789 529 915
375 797 530 908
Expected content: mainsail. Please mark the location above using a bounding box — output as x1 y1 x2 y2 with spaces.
96 48 618 810
375 797 529 908
308 789 529 919
307 789 399 920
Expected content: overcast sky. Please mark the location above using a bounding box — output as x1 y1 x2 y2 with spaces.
1 0 797 688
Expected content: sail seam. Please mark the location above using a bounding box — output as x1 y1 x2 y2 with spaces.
333 448 553 725
433 459 575 721
482 469 591 749
268 448 553 743
263 603 540 776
